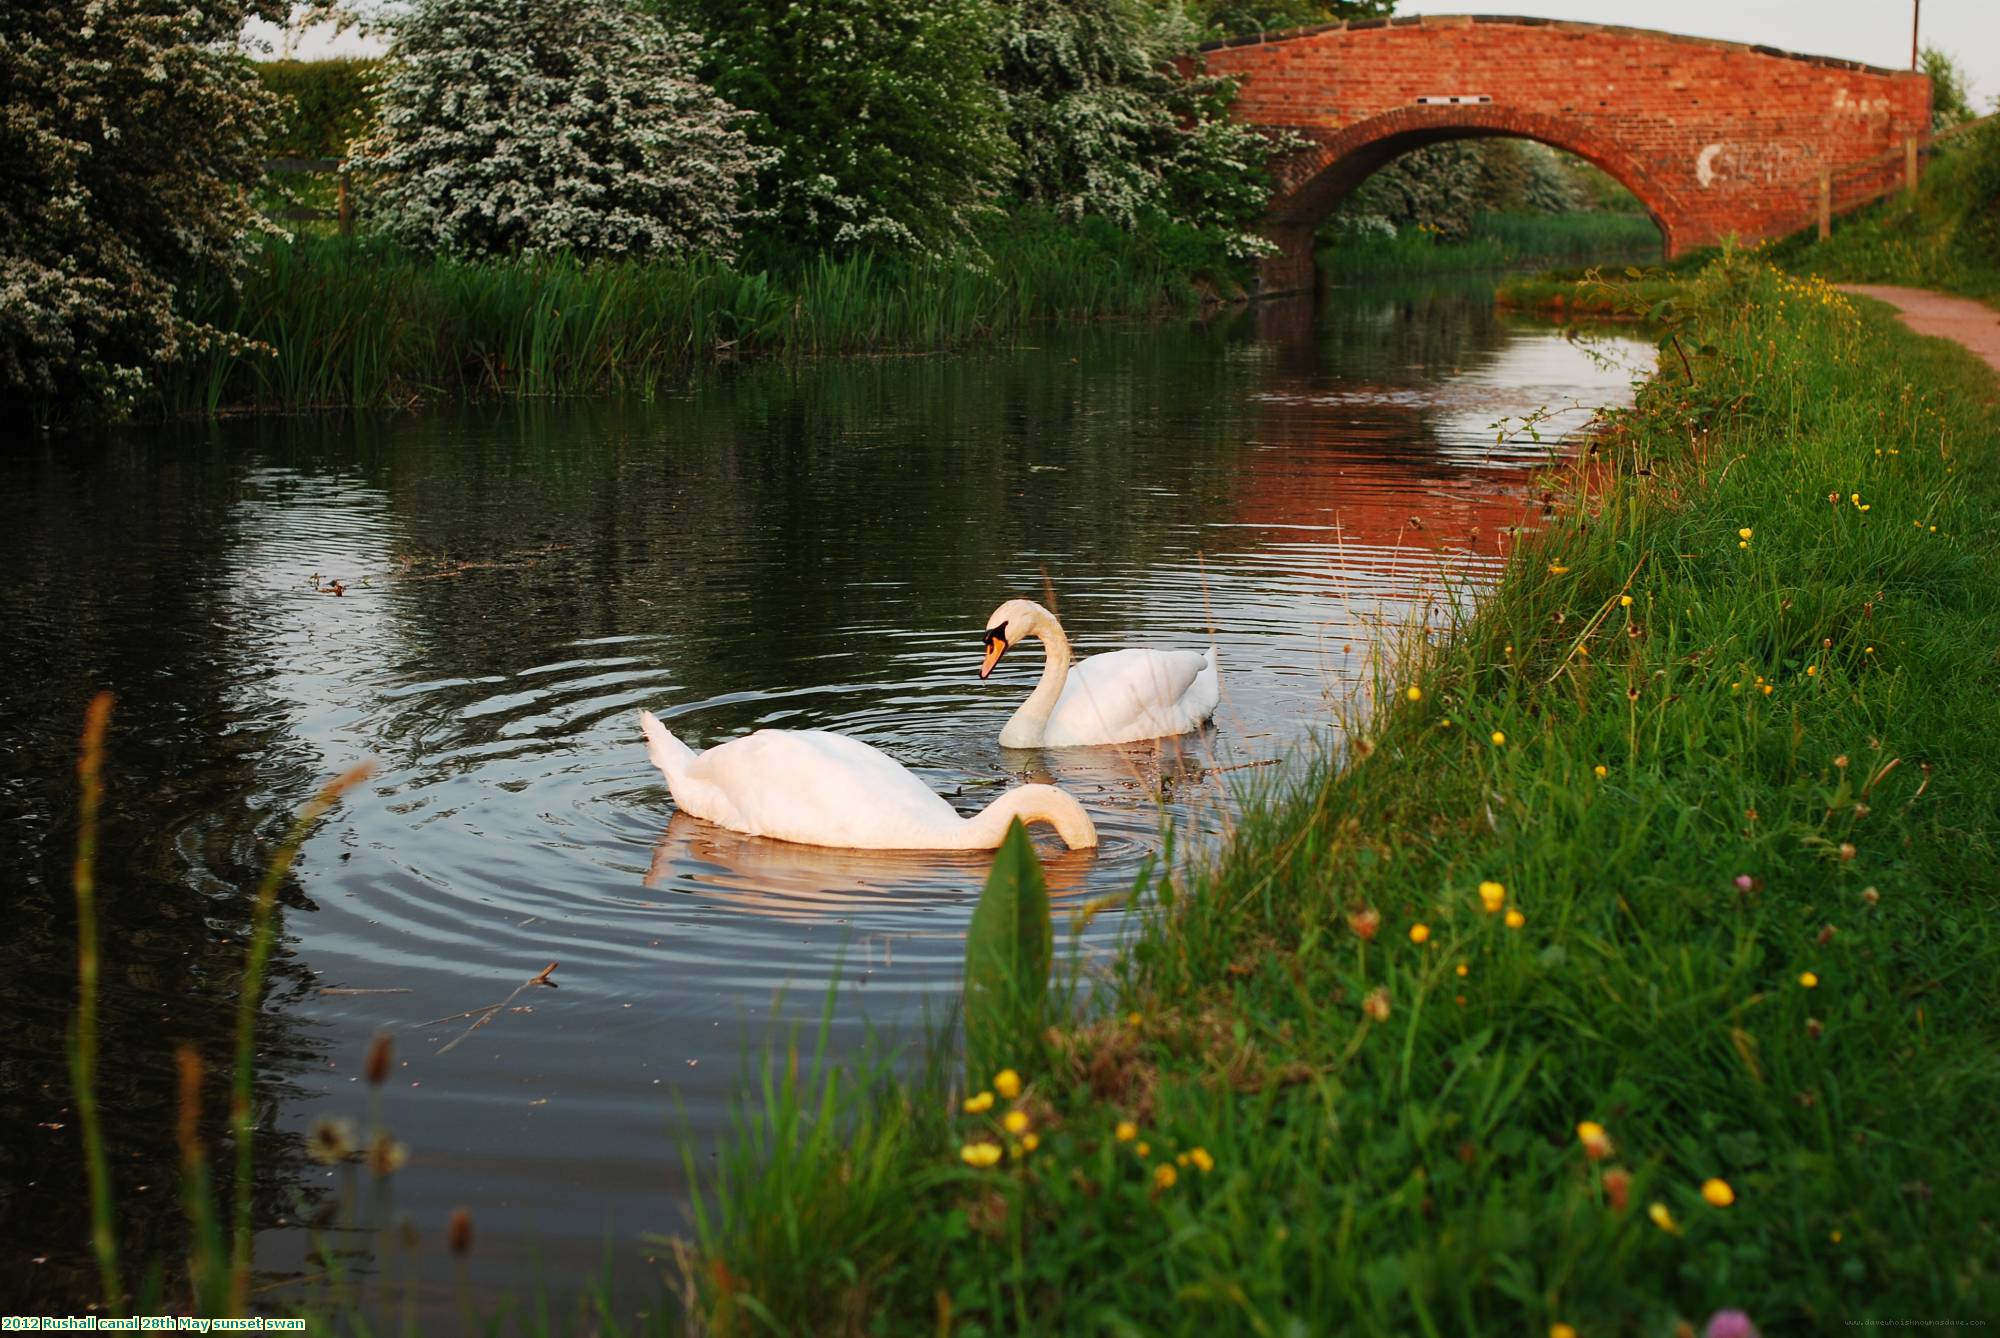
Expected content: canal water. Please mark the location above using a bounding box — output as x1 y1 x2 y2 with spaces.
0 282 1649 1308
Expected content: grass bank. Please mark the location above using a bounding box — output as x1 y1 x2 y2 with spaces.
1322 210 1662 280
691 253 2000 1331
160 211 1236 416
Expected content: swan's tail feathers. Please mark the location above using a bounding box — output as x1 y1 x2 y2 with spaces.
638 710 696 790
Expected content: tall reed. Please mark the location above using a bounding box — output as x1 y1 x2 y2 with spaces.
69 692 120 1306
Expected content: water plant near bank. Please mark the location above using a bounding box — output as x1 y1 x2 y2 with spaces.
688 252 2000 1330
158 212 1229 415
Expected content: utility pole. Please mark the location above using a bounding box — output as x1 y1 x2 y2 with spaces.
1911 0 1920 71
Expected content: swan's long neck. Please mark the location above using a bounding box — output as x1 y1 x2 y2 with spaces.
999 616 1072 749
957 784 1098 850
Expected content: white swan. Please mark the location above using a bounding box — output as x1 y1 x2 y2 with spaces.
979 599 1220 748
638 711 1097 850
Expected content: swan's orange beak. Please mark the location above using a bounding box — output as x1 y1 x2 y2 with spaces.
980 635 1007 680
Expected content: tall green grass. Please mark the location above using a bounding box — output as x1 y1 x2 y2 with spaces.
686 253 2000 1331
161 212 1221 416
1323 209 1663 280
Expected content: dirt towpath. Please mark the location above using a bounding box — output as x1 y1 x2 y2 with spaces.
1838 284 2000 376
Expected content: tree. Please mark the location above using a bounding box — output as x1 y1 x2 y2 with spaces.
995 0 1292 255
1921 47 1974 130
349 0 771 260
667 0 1011 256
1173 0 1393 41
0 0 286 420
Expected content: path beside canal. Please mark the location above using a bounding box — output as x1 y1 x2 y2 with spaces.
1840 283 2000 375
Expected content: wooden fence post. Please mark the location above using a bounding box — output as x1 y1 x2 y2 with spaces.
1905 136 1920 195
337 171 352 237
1817 171 1831 240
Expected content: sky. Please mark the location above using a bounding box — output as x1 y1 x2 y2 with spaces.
249 1 1999 109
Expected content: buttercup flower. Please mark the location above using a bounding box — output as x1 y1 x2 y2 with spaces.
1154 1163 1177 1190
1648 1201 1680 1234
963 1090 994 1114
1021 1132 1040 1152
1491 731 1507 746
1409 923 1431 945
1576 1121 1614 1161
1116 1120 1138 1143
1135 1141 1150 1158
1702 1178 1735 1207
1188 1147 1215 1174
1619 595 1634 607
1738 528 1753 540
993 1068 1021 1099
1478 880 1506 913
1003 1110 1029 1135
1505 909 1526 929
1552 1325 1578 1338
1798 971 1819 989
1456 962 1469 977
1406 686 1423 702
1549 564 1570 575
960 1141 1002 1168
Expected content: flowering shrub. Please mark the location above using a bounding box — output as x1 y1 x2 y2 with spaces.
996 0 1295 258
349 0 770 260
0 0 285 419
671 0 1010 256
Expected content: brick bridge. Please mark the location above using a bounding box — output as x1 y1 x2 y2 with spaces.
1202 15 1931 293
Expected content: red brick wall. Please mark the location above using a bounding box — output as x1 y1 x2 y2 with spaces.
1202 16 1930 292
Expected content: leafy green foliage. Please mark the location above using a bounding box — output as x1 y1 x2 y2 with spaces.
668 0 1011 255
1172 0 1392 40
349 0 770 260
1921 46 1976 129
962 820 1053 1083
0 0 286 420
255 58 380 158
993 0 1295 258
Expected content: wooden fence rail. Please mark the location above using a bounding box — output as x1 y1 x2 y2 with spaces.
261 157 351 235
1798 112 1994 241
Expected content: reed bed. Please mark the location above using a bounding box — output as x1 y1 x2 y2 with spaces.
161 214 1212 416
1324 209 1663 280
686 253 2000 1331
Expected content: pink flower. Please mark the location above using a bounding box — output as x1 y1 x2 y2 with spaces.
1733 875 1754 892
1703 1310 1760 1338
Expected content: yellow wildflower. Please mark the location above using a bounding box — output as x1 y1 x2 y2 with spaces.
1409 923 1431 945
1116 1120 1138 1143
963 1091 994 1114
1576 1121 1614 1161
1549 564 1570 575
1505 908 1525 929
1761 684 1774 696
1806 665 1818 677
1189 1147 1215 1174
1799 971 1819 989
1702 1178 1735 1207
960 1141 1002 1168
1593 764 1608 779
1648 1201 1680 1234
1478 879 1506 912
1406 686 1422 702
993 1068 1021 1099
1738 527 1753 540
1619 595 1634 607
1552 1326 1578 1338
1135 1141 1150 1158
1154 1163 1177 1190
1125 1011 1142 1027
1003 1110 1029 1135
1456 962 1469 977
1491 731 1506 747
1021 1132 1040 1152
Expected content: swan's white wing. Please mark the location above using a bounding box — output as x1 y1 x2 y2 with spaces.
1045 647 1219 746
683 730 964 847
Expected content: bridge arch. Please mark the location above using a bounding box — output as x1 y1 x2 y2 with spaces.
1265 105 1682 281
1200 15 1931 294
